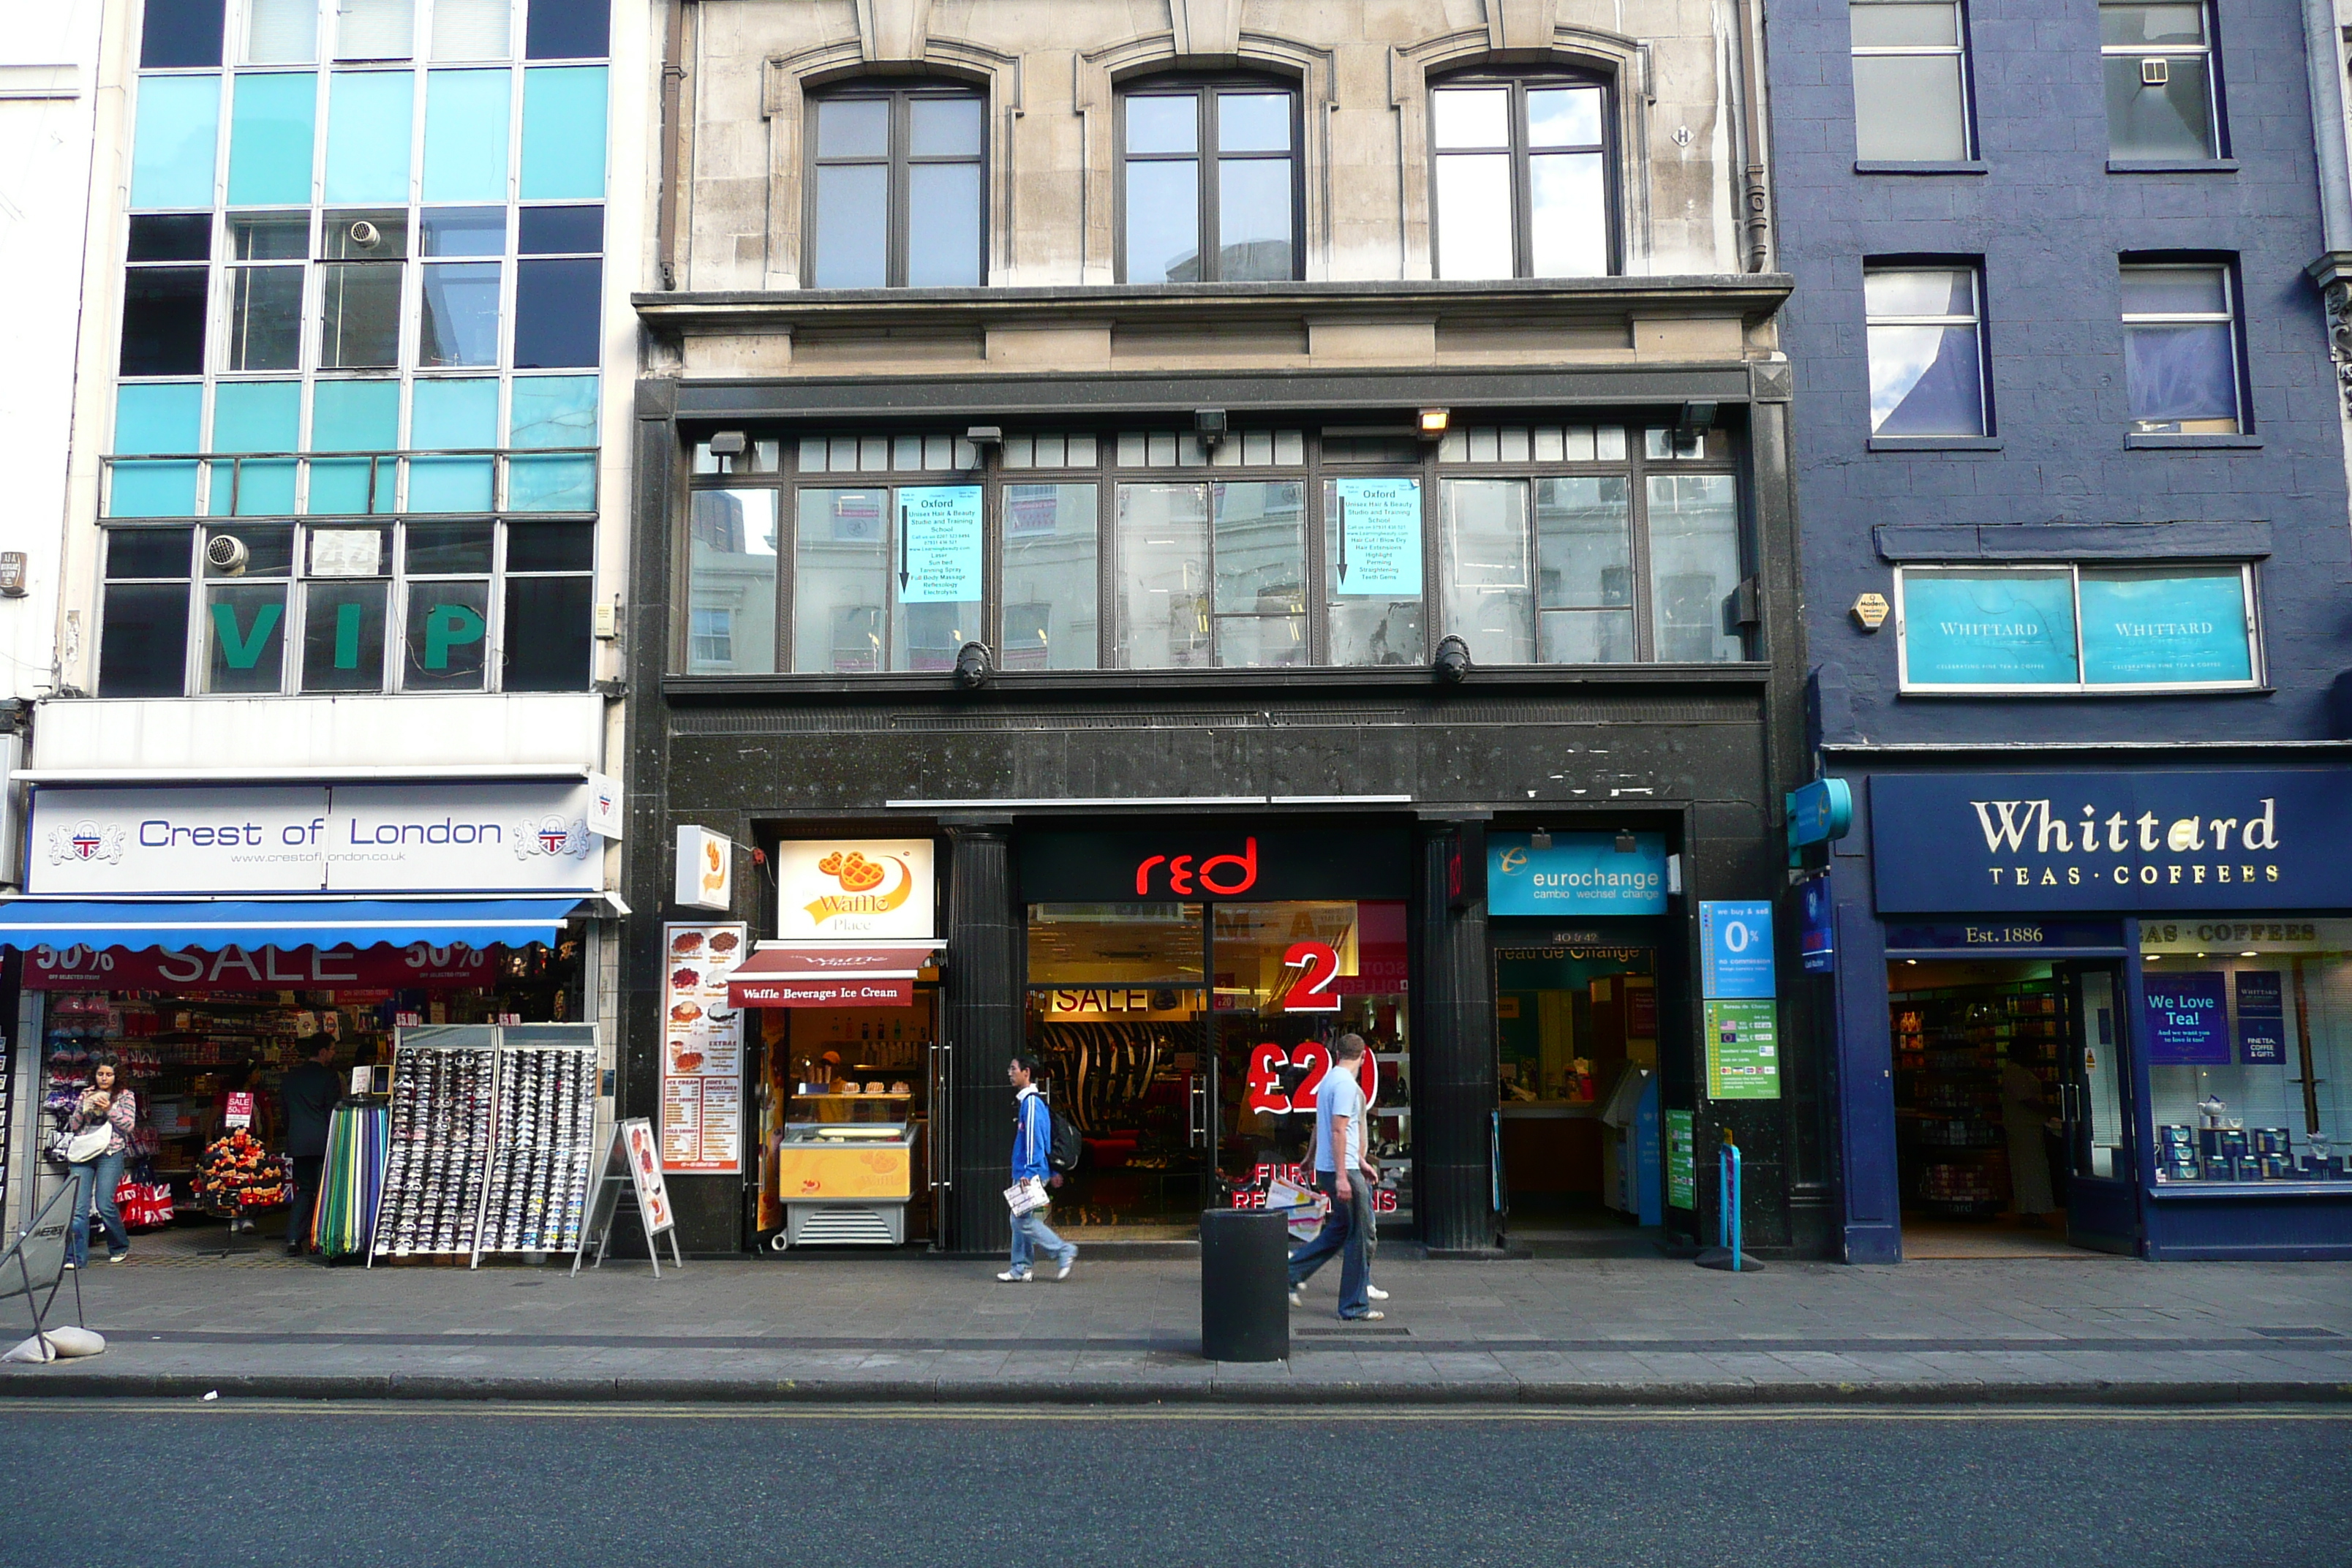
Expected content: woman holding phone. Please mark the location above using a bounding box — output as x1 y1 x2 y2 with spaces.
61 1055 137 1267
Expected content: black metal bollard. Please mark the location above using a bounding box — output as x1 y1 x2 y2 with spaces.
1199 1207 1290 1363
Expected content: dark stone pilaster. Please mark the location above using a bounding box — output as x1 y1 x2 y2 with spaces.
1415 823 1497 1252
944 821 1019 1255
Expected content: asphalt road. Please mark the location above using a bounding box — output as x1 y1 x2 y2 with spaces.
3 1402 2342 1567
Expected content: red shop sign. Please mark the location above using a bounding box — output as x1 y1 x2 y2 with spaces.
22 942 505 991
731 976 913 1009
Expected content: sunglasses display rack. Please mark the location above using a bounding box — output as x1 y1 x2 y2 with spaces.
472 1042 597 1263
369 1039 497 1262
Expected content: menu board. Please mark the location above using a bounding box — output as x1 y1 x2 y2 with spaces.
660 921 748 1172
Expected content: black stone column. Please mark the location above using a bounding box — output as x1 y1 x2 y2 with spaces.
944 821 1019 1255
1415 823 1498 1253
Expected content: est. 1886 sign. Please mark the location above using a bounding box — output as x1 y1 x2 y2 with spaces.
1869 770 2352 915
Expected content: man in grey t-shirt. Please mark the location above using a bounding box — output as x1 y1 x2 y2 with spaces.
1284 1033 1379 1322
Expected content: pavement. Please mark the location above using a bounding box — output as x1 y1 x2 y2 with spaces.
8 1228 2352 1406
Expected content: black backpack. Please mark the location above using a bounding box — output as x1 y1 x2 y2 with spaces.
1046 1104 1083 1173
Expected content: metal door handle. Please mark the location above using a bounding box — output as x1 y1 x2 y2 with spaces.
1188 1075 1207 1149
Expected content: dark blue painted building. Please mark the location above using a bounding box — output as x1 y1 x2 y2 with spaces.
1768 0 2352 1259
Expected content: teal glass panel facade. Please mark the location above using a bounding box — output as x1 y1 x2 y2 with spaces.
227 72 316 206
324 69 415 204
2078 568 2254 686
407 377 499 510
108 383 204 516
505 374 596 510
1901 568 2081 687
519 66 607 199
423 69 511 203
209 380 301 515
129 75 222 209
309 379 401 513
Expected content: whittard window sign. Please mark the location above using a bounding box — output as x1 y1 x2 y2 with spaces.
1869 771 2351 915
27 783 607 897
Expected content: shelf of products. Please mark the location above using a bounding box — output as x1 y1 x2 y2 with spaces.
1890 978 2068 1215
372 1039 495 1259
476 1043 596 1258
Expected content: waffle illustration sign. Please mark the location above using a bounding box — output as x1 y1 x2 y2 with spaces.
774 840 935 941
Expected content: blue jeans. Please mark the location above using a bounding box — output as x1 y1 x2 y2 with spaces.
1286 1171 1371 1318
1009 1205 1073 1275
65 1150 129 1265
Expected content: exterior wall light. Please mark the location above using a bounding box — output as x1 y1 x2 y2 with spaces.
1418 407 1450 435
1433 633 1472 682
954 641 992 689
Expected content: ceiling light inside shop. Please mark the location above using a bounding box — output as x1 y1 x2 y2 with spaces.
2241 951 2258 957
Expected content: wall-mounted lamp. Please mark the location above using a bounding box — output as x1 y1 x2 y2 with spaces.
1194 409 1229 453
0 552 26 598
1677 400 1717 435
1433 633 1472 683
1614 829 1637 853
706 430 747 458
954 640 993 689
1530 828 1552 851
1418 407 1451 436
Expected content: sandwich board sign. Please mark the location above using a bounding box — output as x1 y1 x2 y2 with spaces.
573 1117 684 1278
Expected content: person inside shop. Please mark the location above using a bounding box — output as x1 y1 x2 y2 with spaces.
59 1054 137 1268
2001 1039 2059 1229
1286 1033 1381 1322
279 1038 342 1257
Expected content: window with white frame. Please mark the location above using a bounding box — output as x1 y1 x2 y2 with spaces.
1864 263 1988 437
2102 1 2221 159
1430 75 1613 280
1849 1 1972 162
2120 260 2241 435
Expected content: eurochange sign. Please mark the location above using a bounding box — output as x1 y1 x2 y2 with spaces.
29 781 606 897
1869 770 2345 915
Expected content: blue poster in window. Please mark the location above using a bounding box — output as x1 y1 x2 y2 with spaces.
2077 570 2252 686
1332 478 1422 596
897 486 983 603
1487 832 1666 916
1797 875 1834 975
1700 900 1776 1000
1901 570 2078 687
2142 971 2230 1065
2234 970 2285 1066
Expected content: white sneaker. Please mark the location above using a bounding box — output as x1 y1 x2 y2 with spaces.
1056 1247 1077 1281
1286 1286 1303 1308
995 1268 1033 1284
1366 1284 1390 1301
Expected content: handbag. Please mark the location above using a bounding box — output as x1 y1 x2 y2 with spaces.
1003 1177 1050 1217
62 1126 113 1164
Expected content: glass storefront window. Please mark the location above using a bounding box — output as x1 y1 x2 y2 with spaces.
2140 921 2352 1181
1000 482 1097 670
686 489 778 675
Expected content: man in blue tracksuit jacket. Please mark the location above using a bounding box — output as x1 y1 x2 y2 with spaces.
1000 1055 1077 1283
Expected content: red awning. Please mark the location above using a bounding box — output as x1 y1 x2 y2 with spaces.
727 941 942 1009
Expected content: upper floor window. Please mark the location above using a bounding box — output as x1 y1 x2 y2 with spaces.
1120 80 1300 283
1430 75 1611 280
807 84 984 288
1849 1 1971 162
2102 1 2221 159
679 421 1750 677
2121 260 2240 434
1864 263 1988 437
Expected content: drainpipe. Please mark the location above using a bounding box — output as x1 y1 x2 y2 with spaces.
657 0 691 290
1732 0 1771 272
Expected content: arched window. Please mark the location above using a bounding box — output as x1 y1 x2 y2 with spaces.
1429 73 1613 280
805 81 985 288
1119 78 1301 284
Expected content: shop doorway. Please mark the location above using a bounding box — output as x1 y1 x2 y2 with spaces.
1492 939 1661 1244
1886 957 2131 1256
752 987 941 1248
1024 900 1408 1238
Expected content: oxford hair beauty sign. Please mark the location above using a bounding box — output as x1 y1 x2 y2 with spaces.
1869 771 2352 914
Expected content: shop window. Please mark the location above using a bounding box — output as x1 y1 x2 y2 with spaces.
210 380 301 514
129 75 222 213
1120 79 1300 284
807 83 984 288
97 517 592 696
319 208 408 369
685 489 779 675
223 214 306 372
2121 260 2241 434
121 251 211 378
2103 1 2220 160
793 485 982 673
1849 1 1972 162
1864 263 1988 437
1431 74 1612 280
144 0 227 69
109 382 206 518
2141 924 2352 1183
1896 562 2258 691
419 207 505 366
506 373 600 510
1112 479 1305 669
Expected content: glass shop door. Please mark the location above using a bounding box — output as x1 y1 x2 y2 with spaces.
2055 961 2139 1252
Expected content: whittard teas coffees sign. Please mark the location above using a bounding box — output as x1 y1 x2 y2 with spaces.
29 783 605 897
1870 771 2352 915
